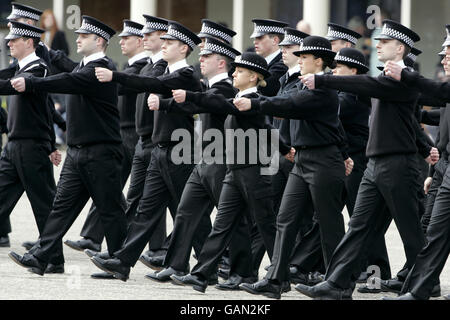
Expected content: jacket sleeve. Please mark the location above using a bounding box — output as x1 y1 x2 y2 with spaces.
402 69 450 102
0 65 17 80
420 109 441 126
185 90 256 116
315 74 415 101
48 49 79 73
26 64 106 95
259 61 287 97
250 89 335 120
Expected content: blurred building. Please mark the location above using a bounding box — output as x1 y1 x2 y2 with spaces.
0 0 449 78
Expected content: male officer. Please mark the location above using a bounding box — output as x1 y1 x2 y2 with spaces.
9 16 128 275
64 20 148 254
326 23 362 53
89 21 202 281
0 21 63 272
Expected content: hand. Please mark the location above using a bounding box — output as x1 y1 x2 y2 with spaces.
10 77 26 92
383 61 402 81
344 157 354 176
424 177 433 194
284 147 296 163
300 74 315 89
429 147 440 164
233 98 251 111
49 150 62 167
95 67 113 82
148 94 160 110
172 89 186 103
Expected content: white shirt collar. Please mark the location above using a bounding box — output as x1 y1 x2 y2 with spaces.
168 59 189 73
151 50 163 63
208 72 229 87
265 49 281 65
83 51 106 66
237 86 258 98
288 64 301 77
128 51 148 66
18 52 39 71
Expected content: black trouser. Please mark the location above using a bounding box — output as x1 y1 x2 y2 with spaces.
402 159 450 299
124 138 175 252
32 144 128 263
165 162 225 271
0 140 61 263
79 127 138 244
326 154 425 289
421 157 448 233
266 145 345 282
114 145 195 267
0 143 11 237
191 165 276 280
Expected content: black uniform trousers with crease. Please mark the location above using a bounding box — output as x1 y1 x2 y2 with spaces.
191 165 277 280
266 145 346 282
0 140 62 263
164 162 226 272
114 145 195 267
325 154 425 289
31 143 128 263
403 157 450 299
79 127 138 244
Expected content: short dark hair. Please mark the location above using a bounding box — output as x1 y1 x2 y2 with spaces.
185 46 192 58
313 55 333 70
268 33 284 44
22 37 40 49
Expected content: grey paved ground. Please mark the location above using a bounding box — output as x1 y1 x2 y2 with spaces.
0 150 448 300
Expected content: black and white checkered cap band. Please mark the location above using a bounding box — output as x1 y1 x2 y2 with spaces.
200 25 232 43
167 26 196 49
145 21 168 32
407 52 418 62
254 24 285 35
300 45 332 52
202 42 237 59
80 21 111 41
442 36 450 47
234 56 264 69
335 52 367 68
327 28 357 45
10 8 40 21
123 25 143 37
380 25 414 47
9 27 41 38
284 34 304 45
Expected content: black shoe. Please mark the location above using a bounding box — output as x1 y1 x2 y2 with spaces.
170 273 208 293
8 251 46 276
64 238 101 252
216 274 258 291
21 240 38 251
0 236 10 248
45 263 64 274
217 267 230 280
430 284 441 298
381 292 421 300
146 267 187 283
290 266 310 285
282 281 291 293
356 272 368 284
139 254 165 271
295 281 353 300
357 284 382 294
380 277 403 294
84 249 111 259
144 249 167 258
90 256 129 282
91 272 116 279
239 279 282 300
308 271 325 286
